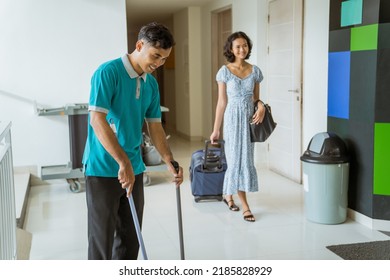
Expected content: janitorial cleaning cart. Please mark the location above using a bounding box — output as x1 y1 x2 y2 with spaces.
37 103 88 192
37 103 169 191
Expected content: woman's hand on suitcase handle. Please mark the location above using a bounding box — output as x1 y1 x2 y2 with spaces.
210 131 220 144
170 160 183 187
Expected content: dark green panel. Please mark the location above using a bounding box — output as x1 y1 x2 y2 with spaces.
349 50 377 123
330 0 345 31
379 0 390 23
345 120 374 217
373 195 390 219
375 49 390 122
328 117 374 216
328 117 350 139
378 23 390 49
362 0 380 25
329 29 351 52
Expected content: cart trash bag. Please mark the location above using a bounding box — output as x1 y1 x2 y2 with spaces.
142 133 162 166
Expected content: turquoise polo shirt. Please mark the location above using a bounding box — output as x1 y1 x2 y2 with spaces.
82 54 162 177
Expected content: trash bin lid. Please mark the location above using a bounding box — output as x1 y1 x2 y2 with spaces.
300 132 349 164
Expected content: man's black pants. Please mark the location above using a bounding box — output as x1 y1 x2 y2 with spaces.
86 173 144 260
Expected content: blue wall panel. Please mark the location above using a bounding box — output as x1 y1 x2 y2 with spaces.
328 51 351 119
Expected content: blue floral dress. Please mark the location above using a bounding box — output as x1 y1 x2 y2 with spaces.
216 64 264 195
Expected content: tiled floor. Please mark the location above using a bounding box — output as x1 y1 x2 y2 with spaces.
24 135 390 260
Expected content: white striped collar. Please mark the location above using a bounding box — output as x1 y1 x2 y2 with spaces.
121 54 147 81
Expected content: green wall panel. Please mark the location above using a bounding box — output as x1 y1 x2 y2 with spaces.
374 123 390 195
351 24 378 51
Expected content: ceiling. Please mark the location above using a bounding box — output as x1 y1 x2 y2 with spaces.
126 0 214 26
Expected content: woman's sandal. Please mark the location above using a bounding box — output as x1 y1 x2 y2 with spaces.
223 198 240 211
243 210 255 222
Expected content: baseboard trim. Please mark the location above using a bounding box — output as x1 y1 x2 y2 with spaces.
16 228 32 260
13 172 31 228
348 209 390 231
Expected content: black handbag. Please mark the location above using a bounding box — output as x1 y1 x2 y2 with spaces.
250 100 277 142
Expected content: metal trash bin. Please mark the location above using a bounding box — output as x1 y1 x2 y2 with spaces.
300 132 349 224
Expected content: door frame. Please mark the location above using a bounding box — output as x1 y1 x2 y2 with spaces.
266 0 303 183
211 7 232 128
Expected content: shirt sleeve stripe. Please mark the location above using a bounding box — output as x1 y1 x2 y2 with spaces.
145 118 161 123
89 105 109 114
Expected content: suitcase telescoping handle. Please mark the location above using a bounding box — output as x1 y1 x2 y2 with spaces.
204 139 225 170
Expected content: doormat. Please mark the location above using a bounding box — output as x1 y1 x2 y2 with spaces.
326 240 390 260
379 231 390 237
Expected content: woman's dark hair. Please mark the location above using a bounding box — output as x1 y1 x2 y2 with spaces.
223 31 253 62
138 22 175 49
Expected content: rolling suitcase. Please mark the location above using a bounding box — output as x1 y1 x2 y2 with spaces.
189 140 226 202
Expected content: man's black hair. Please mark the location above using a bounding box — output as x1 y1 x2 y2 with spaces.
138 22 175 49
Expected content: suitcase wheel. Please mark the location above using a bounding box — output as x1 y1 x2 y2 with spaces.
194 195 223 203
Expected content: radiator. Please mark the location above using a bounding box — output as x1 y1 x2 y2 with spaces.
0 121 17 260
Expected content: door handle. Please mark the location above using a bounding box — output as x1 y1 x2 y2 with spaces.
288 89 299 93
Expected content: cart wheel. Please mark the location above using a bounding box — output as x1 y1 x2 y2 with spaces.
68 179 82 193
143 174 151 186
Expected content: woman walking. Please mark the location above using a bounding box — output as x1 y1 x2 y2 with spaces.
210 31 265 222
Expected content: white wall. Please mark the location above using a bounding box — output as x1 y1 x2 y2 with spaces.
173 7 203 140
188 7 203 138
174 9 190 137
200 0 232 139
302 0 329 147
0 0 127 169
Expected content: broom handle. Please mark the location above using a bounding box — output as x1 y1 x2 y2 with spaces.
171 161 185 260
128 194 148 260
